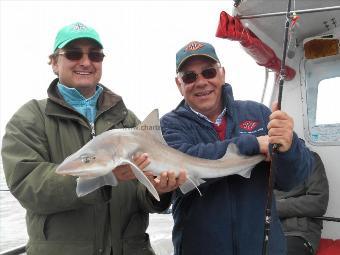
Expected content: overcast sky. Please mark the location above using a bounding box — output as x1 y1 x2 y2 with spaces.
0 0 267 138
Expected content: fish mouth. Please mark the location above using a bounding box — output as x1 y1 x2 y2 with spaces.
56 159 117 177
56 167 90 176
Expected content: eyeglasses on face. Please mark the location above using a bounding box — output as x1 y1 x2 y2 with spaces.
58 50 105 62
179 66 220 85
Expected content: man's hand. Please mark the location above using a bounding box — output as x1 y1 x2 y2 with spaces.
267 102 294 152
113 153 149 182
256 135 271 161
132 153 188 194
145 170 187 195
113 153 188 195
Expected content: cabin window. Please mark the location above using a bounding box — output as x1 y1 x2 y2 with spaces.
303 57 340 145
316 78 340 125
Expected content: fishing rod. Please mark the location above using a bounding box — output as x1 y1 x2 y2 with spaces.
262 0 292 254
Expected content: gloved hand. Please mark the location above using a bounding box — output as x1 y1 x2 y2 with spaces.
216 11 295 81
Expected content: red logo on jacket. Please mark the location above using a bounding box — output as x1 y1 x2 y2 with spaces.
240 120 259 132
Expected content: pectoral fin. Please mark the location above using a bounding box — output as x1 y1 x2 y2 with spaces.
120 159 160 201
76 172 118 197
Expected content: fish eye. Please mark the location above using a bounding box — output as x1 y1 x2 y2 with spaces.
80 154 96 164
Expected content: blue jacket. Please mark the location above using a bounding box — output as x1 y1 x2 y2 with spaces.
160 84 314 255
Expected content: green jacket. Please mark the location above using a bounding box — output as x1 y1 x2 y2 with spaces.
1 79 171 255
275 152 329 253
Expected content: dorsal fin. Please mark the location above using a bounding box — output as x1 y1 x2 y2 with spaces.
136 109 167 145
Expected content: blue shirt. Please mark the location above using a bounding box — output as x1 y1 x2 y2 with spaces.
57 83 103 123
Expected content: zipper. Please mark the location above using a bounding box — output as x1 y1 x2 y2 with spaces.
89 107 126 140
228 178 239 255
90 122 96 138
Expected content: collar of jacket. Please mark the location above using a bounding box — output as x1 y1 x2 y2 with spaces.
174 83 235 124
45 78 128 128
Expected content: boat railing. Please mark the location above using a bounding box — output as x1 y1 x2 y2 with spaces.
313 216 340 222
0 245 26 255
0 217 339 255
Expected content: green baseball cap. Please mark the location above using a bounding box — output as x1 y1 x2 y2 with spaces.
176 41 220 72
53 22 103 52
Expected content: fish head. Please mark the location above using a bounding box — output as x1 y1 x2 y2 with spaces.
55 131 121 177
55 129 141 177
56 147 117 178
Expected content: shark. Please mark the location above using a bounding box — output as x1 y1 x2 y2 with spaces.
56 109 265 201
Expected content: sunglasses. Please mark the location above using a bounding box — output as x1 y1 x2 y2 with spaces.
179 67 219 84
58 50 105 62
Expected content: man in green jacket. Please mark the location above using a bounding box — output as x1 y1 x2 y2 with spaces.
1 22 185 255
275 152 329 255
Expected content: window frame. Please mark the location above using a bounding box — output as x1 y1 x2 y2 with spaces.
301 55 340 146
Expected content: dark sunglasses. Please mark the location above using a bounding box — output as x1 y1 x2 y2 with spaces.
179 67 219 84
58 50 105 62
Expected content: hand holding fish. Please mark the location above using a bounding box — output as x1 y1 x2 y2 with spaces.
115 152 187 195
256 135 271 161
114 153 149 182
146 170 187 195
114 165 135 181
134 153 188 195
267 102 294 152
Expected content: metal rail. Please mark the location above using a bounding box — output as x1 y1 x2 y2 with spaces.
238 6 340 20
313 216 340 223
0 245 26 255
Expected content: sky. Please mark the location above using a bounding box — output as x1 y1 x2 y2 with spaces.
0 0 267 138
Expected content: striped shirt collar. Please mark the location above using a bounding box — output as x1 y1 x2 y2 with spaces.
189 106 227 126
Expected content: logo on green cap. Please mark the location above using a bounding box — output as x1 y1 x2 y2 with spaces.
53 22 103 52
72 23 88 31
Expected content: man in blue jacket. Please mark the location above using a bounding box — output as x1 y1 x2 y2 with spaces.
160 41 314 255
